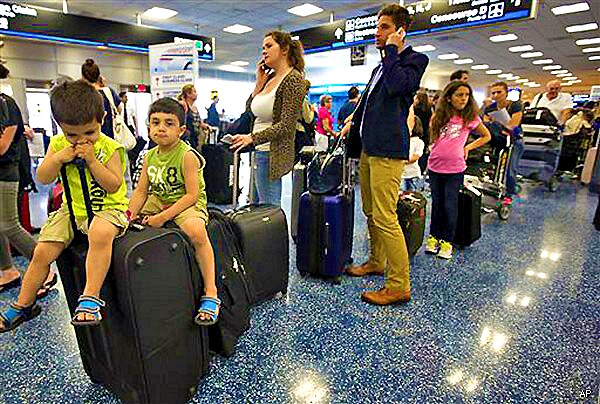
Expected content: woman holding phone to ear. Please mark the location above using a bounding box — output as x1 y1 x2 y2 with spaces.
230 31 309 206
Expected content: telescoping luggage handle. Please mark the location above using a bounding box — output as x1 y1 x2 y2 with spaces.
60 158 94 233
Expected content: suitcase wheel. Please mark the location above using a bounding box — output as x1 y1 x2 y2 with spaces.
333 276 343 285
498 205 511 221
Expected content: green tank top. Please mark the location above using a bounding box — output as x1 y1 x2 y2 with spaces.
145 141 207 211
51 133 129 217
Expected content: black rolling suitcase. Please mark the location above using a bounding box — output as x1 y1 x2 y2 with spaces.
396 192 427 257
206 208 254 357
454 185 482 248
228 205 289 305
201 143 240 205
58 159 209 404
291 147 316 242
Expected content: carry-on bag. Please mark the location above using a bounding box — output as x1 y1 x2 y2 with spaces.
582 147 598 186
228 204 289 305
206 208 254 357
396 192 426 257
201 143 240 205
57 158 209 404
454 185 482 248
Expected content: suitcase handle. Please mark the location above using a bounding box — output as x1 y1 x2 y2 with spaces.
60 157 94 233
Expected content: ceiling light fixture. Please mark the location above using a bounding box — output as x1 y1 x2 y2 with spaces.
562 82 573 86
230 61 249 66
508 45 534 52
521 51 544 58
589 55 600 60
557 73 573 77
486 69 502 74
569 79 583 83
565 23 598 33
218 65 246 73
412 45 436 52
287 3 324 17
498 73 513 78
454 58 473 65
551 2 590 15
438 53 459 60
142 6 178 20
576 37 600 46
471 64 489 70
564 76 578 80
489 33 518 42
543 65 562 70
582 47 600 53
551 70 569 74
223 24 253 34
515 79 529 83
532 59 553 65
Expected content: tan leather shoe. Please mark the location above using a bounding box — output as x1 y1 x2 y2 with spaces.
345 262 384 277
361 287 411 305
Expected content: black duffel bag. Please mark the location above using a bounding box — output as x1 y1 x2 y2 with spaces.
307 136 345 195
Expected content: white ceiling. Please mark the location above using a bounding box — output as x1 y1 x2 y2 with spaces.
15 0 600 94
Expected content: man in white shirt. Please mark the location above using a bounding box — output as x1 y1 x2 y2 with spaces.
531 80 573 124
119 92 137 135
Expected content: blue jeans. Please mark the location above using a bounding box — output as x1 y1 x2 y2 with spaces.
252 151 282 206
429 170 464 243
506 138 524 196
401 177 422 192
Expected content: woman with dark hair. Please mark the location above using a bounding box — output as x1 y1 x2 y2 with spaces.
413 92 433 171
0 64 41 295
337 86 360 129
230 31 309 206
81 59 121 139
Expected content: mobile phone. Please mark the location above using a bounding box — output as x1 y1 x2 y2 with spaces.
396 26 406 40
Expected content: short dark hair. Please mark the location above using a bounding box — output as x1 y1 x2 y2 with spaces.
119 91 127 98
0 64 9 79
450 70 469 81
50 79 104 126
378 4 412 31
348 86 359 99
490 81 509 92
148 98 185 126
81 58 100 83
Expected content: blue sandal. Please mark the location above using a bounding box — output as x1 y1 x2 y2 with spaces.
71 295 105 327
0 302 41 333
195 296 221 326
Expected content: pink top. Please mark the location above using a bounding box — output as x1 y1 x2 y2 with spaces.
316 106 333 135
428 115 481 174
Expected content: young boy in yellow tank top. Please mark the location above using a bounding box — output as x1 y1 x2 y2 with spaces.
127 98 219 325
0 80 130 331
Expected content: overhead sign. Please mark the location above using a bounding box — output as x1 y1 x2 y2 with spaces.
0 1 215 58
294 0 538 52
350 45 367 66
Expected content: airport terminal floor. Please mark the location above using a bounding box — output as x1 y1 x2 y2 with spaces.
1 173 598 403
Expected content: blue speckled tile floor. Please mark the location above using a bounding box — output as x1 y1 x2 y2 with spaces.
1 177 599 404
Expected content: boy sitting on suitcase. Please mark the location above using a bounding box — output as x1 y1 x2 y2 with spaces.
127 98 219 325
0 80 130 332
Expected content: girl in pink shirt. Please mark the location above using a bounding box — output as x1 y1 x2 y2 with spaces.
425 81 491 259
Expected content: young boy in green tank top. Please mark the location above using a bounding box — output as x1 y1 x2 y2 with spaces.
127 98 219 325
0 80 130 332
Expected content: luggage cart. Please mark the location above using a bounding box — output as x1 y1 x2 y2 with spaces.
518 123 563 192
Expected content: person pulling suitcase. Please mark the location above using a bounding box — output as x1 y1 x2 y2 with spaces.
0 80 131 331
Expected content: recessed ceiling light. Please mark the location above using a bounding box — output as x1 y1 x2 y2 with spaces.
230 61 249 66
543 65 562 70
598 68 600 71
142 6 178 20
509 45 534 52
582 47 600 53
565 23 598 33
489 33 518 42
576 37 600 46
454 58 473 65
515 79 529 83
223 24 253 34
486 69 502 74
569 79 583 83
526 83 541 87
564 76 578 80
557 73 573 77
412 45 436 52
438 53 459 60
552 2 590 15
532 59 554 65
589 55 600 60
562 82 573 86
471 64 489 70
498 73 513 78
287 3 324 17
521 51 544 58
551 70 569 74
218 65 246 73
511 76 521 80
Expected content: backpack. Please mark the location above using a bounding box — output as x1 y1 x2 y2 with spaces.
295 116 315 162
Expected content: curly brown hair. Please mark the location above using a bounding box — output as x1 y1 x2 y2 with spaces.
430 81 479 144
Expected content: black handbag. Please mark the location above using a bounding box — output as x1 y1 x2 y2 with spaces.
307 136 345 195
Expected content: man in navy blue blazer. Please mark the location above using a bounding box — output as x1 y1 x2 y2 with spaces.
346 4 429 305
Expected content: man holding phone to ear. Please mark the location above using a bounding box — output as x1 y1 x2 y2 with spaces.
345 4 429 306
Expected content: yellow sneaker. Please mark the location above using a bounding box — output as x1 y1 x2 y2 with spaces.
425 235 439 254
437 240 453 260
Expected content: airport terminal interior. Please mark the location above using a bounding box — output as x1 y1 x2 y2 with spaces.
0 0 599 403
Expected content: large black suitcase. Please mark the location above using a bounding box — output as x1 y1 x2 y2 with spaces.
58 160 209 404
201 143 239 205
396 192 426 257
228 205 289 305
454 185 482 248
206 208 254 357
